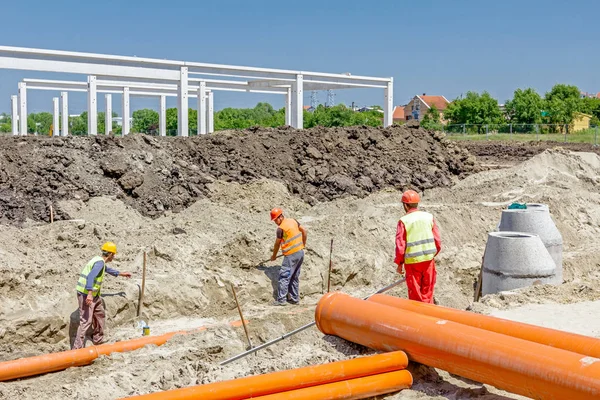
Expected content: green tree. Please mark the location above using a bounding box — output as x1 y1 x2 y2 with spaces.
166 108 178 135
0 113 11 132
544 84 580 127
580 97 600 126
444 91 503 130
70 113 87 135
420 105 443 130
303 104 383 128
132 109 159 134
504 88 543 125
27 112 53 134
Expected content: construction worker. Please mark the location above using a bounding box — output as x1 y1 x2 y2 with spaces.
270 208 307 306
394 190 441 304
73 242 131 349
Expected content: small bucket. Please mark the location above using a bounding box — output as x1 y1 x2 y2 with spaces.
142 326 150 336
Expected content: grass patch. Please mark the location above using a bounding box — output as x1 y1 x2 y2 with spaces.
447 132 598 144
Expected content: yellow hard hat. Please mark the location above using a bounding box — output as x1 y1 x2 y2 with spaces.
101 241 117 254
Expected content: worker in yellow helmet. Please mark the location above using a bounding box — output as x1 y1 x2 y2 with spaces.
72 242 132 349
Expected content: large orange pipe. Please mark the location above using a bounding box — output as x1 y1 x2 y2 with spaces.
369 294 600 359
0 321 236 381
249 370 412 400
122 351 409 399
315 292 600 400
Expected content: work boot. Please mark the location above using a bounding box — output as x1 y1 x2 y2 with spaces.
287 298 299 305
271 300 287 306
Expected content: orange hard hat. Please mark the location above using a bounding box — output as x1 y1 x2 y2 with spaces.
401 190 420 204
270 208 283 221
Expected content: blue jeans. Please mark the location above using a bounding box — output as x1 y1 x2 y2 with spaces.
277 250 304 303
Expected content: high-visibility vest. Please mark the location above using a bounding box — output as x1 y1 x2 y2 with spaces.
400 211 437 264
76 256 105 297
279 218 304 256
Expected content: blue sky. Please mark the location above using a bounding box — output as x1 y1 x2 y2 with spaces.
1 0 599 115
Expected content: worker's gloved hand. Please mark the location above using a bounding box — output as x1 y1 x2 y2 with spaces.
120 272 132 278
86 293 93 306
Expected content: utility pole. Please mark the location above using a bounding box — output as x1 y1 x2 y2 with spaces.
327 89 335 107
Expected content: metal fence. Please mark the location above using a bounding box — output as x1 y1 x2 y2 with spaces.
443 124 599 146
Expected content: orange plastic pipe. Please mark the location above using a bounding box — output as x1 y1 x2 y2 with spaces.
249 370 412 400
315 292 600 400
122 351 409 399
0 321 238 381
369 294 600 359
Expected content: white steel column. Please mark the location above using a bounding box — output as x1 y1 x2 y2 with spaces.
285 87 292 126
18 82 27 136
61 92 68 136
178 66 189 137
207 91 214 133
159 95 167 136
291 74 304 129
197 80 207 135
383 78 393 127
87 76 98 135
52 97 59 137
122 87 130 136
11 95 18 135
105 94 112 135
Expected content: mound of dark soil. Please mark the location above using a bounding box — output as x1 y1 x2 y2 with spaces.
0 124 478 225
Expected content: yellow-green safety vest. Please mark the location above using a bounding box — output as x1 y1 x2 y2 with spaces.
400 211 437 264
76 256 105 297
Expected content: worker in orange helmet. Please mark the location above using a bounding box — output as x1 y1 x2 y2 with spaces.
394 190 441 304
269 208 308 306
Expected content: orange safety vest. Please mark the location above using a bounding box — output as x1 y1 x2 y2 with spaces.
279 218 304 256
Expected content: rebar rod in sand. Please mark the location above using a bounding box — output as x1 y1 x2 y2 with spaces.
327 239 333 292
220 278 406 365
137 251 147 317
232 283 253 350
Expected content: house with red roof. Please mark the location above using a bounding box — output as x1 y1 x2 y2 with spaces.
392 106 405 123
404 94 450 122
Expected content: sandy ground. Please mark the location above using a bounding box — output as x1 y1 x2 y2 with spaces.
1 147 600 399
490 300 600 337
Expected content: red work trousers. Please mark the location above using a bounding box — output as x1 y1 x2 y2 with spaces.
404 260 437 303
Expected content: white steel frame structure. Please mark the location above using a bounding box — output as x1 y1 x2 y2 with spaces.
0 46 393 136
19 78 289 136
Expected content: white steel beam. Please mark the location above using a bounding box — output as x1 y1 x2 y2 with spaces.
11 95 18 135
383 78 393 128
61 92 68 136
207 91 214 134
24 78 288 95
18 82 27 136
122 87 130 136
87 76 98 135
0 56 179 81
285 87 292 126
197 81 207 135
291 75 304 129
105 94 112 135
27 85 88 92
25 84 225 98
52 97 59 137
178 67 189 137
159 95 167 136
0 46 390 86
